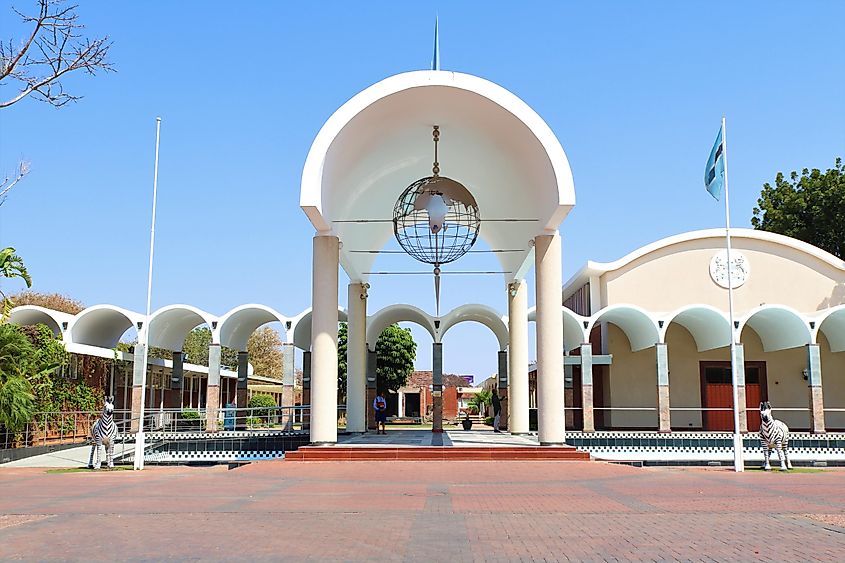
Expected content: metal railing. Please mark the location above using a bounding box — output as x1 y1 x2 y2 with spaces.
1 410 135 450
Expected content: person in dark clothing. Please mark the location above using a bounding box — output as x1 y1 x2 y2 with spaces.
373 391 388 434
492 390 505 433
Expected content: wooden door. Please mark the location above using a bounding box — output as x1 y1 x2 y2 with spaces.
701 362 767 431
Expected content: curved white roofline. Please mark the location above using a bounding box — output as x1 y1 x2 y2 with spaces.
660 304 731 352
814 304 845 352
564 228 845 293
440 304 508 351
69 304 143 349
215 304 290 351
301 70 575 234
739 304 812 352
366 304 437 351
290 306 349 351
527 305 588 352
588 304 660 352
147 304 218 352
7 305 74 337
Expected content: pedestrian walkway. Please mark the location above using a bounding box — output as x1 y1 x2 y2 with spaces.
0 461 843 560
338 429 540 447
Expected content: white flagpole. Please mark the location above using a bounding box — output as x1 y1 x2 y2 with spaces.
134 117 162 471
722 116 744 472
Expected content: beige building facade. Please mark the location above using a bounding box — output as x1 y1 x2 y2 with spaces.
562 228 845 434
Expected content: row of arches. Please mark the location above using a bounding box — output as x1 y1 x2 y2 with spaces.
12 301 845 354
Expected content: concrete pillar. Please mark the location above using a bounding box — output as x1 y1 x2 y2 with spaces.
281 343 295 430
656 343 671 432
171 351 184 392
130 343 147 432
732 344 747 433
432 342 443 433
507 280 529 435
366 349 377 430
535 233 565 445
206 344 221 432
398 391 405 418
310 235 339 444
497 350 509 430
302 350 311 430
580 343 595 433
346 282 367 433
236 351 249 430
807 344 825 433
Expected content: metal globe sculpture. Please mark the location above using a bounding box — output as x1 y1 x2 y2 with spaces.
392 175 480 267
392 126 480 315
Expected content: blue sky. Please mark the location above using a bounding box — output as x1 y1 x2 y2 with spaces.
1 1 843 379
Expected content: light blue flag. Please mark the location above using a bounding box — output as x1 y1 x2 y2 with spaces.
705 126 725 200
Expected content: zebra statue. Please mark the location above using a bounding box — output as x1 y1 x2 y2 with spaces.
88 396 117 470
759 401 792 471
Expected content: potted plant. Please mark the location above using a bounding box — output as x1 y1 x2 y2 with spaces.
461 411 472 431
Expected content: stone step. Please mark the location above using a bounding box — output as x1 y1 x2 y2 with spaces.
285 446 592 462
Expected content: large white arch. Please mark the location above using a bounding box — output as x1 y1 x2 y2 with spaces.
290 307 349 351
216 304 289 351
528 305 587 352
440 304 508 351
147 305 217 352
300 70 576 282
660 305 731 352
815 305 845 352
7 305 73 337
739 304 812 352
587 304 659 352
366 304 436 351
69 304 143 349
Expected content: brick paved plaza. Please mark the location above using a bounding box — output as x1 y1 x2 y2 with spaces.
1 461 844 561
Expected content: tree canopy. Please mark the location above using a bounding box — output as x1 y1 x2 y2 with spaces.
5 291 84 315
337 323 417 398
752 158 845 259
145 326 286 377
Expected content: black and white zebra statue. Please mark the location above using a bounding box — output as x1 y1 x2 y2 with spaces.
88 396 117 469
759 401 792 471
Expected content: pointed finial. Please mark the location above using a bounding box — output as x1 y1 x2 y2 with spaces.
432 16 440 71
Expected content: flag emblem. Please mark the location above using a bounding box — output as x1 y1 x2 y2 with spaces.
705 127 725 200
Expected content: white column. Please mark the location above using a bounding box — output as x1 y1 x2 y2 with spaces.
310 235 339 444
398 391 405 418
346 282 367 433
507 280 529 434
535 233 565 445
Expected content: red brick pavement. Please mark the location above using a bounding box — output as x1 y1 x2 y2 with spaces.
0 462 843 561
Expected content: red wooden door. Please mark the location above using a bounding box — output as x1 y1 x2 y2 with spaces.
704 383 734 431
701 363 767 432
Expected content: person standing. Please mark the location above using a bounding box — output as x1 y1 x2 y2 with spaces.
492 390 504 433
373 391 387 435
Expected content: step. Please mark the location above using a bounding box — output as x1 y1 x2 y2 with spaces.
285 446 592 462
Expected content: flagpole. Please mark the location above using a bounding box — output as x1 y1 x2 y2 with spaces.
134 117 162 471
722 116 744 473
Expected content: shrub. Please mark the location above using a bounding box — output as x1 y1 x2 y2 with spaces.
248 393 276 417
484 416 494 426
181 409 201 420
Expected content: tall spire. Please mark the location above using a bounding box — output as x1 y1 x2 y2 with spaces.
432 16 440 71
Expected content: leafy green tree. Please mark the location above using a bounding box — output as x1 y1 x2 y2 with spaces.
752 158 845 259
0 247 32 317
337 323 417 399
0 323 66 431
468 389 492 415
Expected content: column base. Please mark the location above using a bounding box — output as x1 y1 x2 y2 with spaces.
431 428 444 433
311 441 337 447
540 441 567 446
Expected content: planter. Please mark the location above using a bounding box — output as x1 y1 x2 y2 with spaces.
461 418 472 431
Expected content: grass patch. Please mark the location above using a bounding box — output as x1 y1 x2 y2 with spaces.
745 466 828 473
46 466 132 474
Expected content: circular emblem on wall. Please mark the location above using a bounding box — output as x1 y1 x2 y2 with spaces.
709 249 750 288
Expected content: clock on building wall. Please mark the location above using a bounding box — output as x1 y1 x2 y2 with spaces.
709 249 750 288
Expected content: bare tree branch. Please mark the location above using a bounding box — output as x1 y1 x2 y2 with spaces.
0 161 31 206
0 0 114 109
